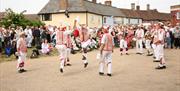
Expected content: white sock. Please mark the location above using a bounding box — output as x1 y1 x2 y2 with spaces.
99 62 104 73
84 60 87 64
107 63 112 74
60 59 65 69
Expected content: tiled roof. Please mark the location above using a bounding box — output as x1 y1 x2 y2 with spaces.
119 9 171 21
24 14 40 21
38 0 170 21
38 0 125 17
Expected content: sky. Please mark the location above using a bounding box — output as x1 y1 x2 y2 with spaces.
0 0 179 14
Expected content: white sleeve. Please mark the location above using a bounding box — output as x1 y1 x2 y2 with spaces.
16 39 21 49
101 35 106 44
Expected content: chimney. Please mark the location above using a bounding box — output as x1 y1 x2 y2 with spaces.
136 5 140 10
59 0 68 10
147 4 150 10
105 0 112 6
92 0 96 3
131 3 135 10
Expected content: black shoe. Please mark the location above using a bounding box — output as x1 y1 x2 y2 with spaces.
107 74 112 77
60 68 63 73
66 63 72 66
153 60 160 62
126 53 129 55
139 53 143 55
84 63 88 68
147 54 153 56
18 70 23 73
136 53 140 54
99 72 104 76
153 56 156 59
155 66 166 69
20 69 27 72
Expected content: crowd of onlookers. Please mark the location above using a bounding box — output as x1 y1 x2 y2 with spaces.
0 23 180 58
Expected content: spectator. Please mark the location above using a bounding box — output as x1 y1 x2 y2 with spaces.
24 26 33 48
0 27 3 55
41 39 50 55
169 25 175 48
174 26 180 49
33 27 41 47
165 28 171 48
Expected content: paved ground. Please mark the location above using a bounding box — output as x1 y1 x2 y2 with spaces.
0 48 180 91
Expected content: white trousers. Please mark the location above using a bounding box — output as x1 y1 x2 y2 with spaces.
81 39 91 48
17 52 27 69
156 44 166 66
99 51 112 74
81 39 91 64
120 39 128 53
120 39 127 48
136 39 143 53
56 45 66 69
145 40 152 54
66 48 71 58
152 44 159 60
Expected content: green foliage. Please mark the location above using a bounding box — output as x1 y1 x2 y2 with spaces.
0 8 44 28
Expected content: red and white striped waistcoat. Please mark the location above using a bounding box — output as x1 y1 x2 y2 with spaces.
80 28 89 42
56 30 65 45
118 31 123 40
153 30 159 44
18 38 27 53
158 29 165 44
66 35 72 48
103 34 113 51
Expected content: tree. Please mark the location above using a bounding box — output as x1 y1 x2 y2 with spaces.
0 8 44 28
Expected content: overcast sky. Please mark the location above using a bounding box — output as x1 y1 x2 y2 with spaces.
0 0 179 14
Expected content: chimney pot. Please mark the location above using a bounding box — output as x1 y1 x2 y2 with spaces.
105 0 112 6
136 5 140 10
131 3 135 10
147 4 150 10
92 0 96 3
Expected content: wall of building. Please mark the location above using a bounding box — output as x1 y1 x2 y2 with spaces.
129 18 139 24
114 17 123 24
138 19 143 24
41 13 87 27
123 18 129 24
103 16 114 26
87 13 103 28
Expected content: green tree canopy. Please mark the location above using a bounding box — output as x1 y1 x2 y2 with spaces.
0 8 44 28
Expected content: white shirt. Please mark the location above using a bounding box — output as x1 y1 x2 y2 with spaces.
135 29 144 38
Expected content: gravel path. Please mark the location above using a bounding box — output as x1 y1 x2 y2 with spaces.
0 49 180 91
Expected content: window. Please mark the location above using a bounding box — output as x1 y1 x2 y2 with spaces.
104 17 106 23
177 12 180 20
42 14 52 21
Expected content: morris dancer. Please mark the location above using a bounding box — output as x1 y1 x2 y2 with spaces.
99 26 114 77
79 24 90 68
16 32 27 73
55 26 67 73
